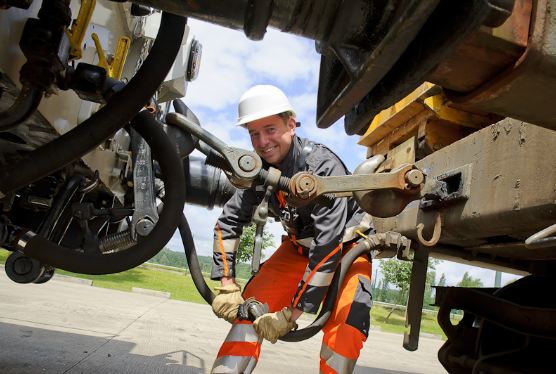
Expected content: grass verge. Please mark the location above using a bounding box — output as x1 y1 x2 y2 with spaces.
1 249 457 340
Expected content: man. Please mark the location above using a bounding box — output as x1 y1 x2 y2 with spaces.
210 85 374 374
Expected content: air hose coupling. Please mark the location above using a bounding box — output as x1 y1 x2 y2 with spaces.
237 297 268 322
13 229 37 253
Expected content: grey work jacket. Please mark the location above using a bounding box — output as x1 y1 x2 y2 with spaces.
211 135 374 314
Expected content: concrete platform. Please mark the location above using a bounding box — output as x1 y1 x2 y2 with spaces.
0 271 447 373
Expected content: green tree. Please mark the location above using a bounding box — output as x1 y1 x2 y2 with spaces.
438 273 446 287
457 272 483 288
236 223 275 264
379 256 440 323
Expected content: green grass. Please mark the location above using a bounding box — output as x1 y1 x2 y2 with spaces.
370 304 458 339
1 249 459 340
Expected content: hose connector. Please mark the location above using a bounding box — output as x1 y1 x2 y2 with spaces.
13 230 37 254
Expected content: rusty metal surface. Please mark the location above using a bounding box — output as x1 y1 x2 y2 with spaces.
445 0 556 131
428 0 532 93
373 118 556 264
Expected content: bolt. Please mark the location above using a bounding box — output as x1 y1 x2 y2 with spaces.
238 155 256 172
297 176 315 193
136 219 154 237
406 170 424 187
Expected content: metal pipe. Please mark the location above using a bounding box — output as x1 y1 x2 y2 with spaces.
36 174 86 239
525 222 556 249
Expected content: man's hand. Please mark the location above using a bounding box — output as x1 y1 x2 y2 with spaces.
212 282 244 323
253 307 298 344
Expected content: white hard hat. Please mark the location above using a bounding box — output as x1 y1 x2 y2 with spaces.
236 85 297 128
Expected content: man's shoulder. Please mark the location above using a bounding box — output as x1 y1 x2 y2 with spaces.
306 142 350 175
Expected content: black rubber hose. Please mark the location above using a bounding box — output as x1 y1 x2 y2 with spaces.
19 110 186 274
0 82 44 131
179 213 216 305
175 205 374 341
281 239 373 342
0 12 186 196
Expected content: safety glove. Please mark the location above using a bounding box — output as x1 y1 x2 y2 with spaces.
253 307 298 344
212 283 244 324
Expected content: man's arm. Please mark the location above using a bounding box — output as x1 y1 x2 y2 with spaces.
220 275 235 287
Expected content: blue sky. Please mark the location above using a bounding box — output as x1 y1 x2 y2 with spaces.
164 18 520 288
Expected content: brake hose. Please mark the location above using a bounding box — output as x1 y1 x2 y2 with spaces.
177 211 377 342
16 110 186 274
0 12 186 197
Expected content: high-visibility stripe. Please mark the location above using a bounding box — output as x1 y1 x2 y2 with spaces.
224 322 260 343
291 235 303 254
320 344 357 374
216 223 228 276
293 243 342 307
304 271 335 287
217 341 261 361
212 238 240 253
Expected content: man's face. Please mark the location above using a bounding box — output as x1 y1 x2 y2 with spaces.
247 114 296 167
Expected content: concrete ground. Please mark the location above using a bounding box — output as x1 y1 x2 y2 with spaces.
0 271 447 374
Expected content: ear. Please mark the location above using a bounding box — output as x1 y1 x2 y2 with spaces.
287 117 296 136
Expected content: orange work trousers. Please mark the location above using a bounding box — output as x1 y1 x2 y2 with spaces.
211 238 373 374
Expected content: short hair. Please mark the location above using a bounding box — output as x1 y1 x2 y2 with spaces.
277 111 291 126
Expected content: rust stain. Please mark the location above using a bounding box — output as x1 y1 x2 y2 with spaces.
187 0 199 9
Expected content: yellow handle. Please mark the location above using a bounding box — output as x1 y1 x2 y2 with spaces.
111 37 130 80
67 0 96 61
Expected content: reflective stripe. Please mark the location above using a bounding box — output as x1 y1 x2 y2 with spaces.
293 243 342 307
212 355 258 374
224 322 260 344
343 214 373 242
216 224 229 276
320 344 357 374
217 341 261 360
213 237 240 253
296 236 313 248
303 271 334 287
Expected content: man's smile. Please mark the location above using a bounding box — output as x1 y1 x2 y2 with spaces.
262 146 277 153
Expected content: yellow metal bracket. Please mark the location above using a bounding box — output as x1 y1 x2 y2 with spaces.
424 94 495 130
91 33 130 80
66 0 96 62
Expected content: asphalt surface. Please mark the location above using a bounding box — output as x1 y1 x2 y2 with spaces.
0 270 447 374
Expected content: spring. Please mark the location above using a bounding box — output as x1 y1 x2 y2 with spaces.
99 229 135 253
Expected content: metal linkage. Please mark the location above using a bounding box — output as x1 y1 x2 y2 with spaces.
131 137 159 240
166 112 262 189
403 246 431 352
251 168 281 275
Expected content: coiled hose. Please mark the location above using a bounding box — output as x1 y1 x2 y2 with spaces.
0 12 186 196
178 211 376 342
18 110 186 274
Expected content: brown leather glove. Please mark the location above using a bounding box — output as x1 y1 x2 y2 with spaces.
253 307 298 344
212 283 244 323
